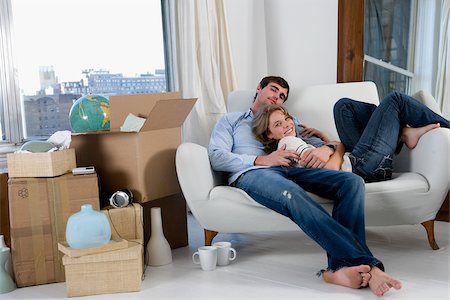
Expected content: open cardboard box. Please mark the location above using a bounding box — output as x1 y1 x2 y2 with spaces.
71 92 196 204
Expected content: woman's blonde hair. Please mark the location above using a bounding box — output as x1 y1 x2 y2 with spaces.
252 104 293 153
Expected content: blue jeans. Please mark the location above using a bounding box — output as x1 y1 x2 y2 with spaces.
334 92 450 182
235 167 383 271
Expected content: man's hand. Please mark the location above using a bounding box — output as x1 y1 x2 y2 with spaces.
254 144 300 166
299 146 333 168
299 124 331 143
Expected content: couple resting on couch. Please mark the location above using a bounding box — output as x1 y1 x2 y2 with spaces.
208 76 450 296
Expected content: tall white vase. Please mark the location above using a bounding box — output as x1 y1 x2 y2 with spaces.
145 207 172 266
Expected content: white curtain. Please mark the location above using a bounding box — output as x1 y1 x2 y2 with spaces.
435 0 450 118
411 0 437 94
165 0 237 147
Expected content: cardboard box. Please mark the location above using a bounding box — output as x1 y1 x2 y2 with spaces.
142 193 188 249
8 173 100 287
0 170 9 247
57 204 143 260
436 190 449 222
71 92 196 203
61 203 144 297
62 242 143 297
7 148 76 178
58 237 128 258
101 203 144 244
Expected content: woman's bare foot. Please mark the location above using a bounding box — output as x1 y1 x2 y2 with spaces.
322 265 371 289
368 267 402 296
401 123 440 149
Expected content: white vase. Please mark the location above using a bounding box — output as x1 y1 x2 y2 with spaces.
145 207 172 266
0 235 16 294
0 236 13 281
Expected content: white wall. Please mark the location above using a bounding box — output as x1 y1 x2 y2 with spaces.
225 0 338 94
224 0 268 90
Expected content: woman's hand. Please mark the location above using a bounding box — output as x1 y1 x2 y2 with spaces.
324 159 341 170
301 141 345 170
299 146 334 168
255 144 300 167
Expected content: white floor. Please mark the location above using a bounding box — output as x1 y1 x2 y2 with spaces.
3 214 450 300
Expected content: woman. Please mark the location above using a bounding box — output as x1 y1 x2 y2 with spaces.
252 105 353 171
252 92 449 182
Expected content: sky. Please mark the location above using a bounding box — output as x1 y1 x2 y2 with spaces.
11 0 165 94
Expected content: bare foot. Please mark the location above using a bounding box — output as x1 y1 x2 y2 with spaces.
401 123 440 149
322 265 371 289
361 272 371 288
368 267 402 296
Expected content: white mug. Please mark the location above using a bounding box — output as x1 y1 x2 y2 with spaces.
192 246 217 271
212 241 237 266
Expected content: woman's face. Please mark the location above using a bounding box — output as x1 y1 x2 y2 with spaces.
267 110 296 140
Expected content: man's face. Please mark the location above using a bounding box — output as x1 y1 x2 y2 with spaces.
252 82 288 112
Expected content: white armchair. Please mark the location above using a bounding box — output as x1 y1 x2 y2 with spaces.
176 81 450 249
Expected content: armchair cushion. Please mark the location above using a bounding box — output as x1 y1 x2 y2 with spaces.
412 90 442 115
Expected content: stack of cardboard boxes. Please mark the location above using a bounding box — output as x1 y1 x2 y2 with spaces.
2 92 195 294
6 149 101 287
71 92 196 250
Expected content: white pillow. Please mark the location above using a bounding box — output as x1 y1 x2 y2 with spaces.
412 90 442 116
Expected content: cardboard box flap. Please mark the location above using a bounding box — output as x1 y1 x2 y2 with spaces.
109 92 181 129
62 243 142 265
141 98 197 131
58 238 128 258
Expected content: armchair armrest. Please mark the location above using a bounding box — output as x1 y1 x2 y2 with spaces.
394 127 450 197
176 143 216 211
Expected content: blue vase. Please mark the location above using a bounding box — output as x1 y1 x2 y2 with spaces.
66 204 111 249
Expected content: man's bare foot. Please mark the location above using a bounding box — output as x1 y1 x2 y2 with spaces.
368 267 402 296
401 123 440 149
361 272 371 288
322 265 371 289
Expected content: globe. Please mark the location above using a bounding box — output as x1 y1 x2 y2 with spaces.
69 95 110 133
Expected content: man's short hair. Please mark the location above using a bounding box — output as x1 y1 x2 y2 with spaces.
254 76 290 101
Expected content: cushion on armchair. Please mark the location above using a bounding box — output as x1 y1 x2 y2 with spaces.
412 90 442 115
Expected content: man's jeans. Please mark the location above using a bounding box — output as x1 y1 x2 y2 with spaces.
334 92 450 182
235 166 383 271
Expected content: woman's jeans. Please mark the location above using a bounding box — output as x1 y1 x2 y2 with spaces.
235 166 383 271
334 91 450 182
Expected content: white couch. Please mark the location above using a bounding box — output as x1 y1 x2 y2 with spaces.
176 81 450 249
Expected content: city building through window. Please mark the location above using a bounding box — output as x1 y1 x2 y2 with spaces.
0 0 167 142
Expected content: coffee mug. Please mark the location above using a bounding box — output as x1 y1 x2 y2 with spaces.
192 246 217 271
212 241 237 266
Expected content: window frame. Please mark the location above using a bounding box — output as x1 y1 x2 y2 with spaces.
0 0 23 146
0 0 170 147
362 0 418 97
338 0 419 96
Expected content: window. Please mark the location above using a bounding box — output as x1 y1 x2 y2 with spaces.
0 0 167 143
363 0 416 99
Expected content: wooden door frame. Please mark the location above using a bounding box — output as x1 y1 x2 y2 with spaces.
337 0 364 83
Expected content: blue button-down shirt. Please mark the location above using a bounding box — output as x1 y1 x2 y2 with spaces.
208 109 325 184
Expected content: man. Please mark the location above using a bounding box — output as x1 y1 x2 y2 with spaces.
208 76 401 296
